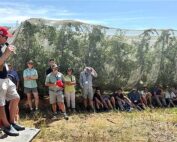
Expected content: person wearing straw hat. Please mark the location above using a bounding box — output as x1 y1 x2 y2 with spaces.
23 60 39 112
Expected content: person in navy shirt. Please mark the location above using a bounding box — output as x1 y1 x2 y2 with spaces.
0 26 24 136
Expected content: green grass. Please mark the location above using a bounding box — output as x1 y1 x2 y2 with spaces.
19 108 177 142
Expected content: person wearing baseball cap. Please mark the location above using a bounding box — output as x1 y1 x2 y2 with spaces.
0 26 25 136
45 63 68 120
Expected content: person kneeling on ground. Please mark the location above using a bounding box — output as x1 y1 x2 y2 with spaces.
0 26 25 136
45 64 68 120
164 87 176 107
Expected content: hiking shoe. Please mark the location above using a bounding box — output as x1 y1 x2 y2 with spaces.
3 125 19 136
63 113 69 120
127 107 133 112
11 123 25 131
72 108 76 113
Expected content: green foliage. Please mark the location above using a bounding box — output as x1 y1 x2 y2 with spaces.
11 21 177 93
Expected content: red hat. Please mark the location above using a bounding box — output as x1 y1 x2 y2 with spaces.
56 80 64 88
0 26 13 37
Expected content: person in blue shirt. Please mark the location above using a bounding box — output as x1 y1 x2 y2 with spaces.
128 88 145 111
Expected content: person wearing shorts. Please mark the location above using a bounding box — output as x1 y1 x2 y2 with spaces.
23 60 39 112
0 26 24 136
79 67 97 111
45 63 68 119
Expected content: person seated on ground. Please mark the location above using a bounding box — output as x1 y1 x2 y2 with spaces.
0 26 25 136
164 87 176 107
45 64 68 120
101 93 114 111
151 85 167 107
110 88 133 111
127 88 145 111
170 87 177 104
93 89 104 112
140 86 153 108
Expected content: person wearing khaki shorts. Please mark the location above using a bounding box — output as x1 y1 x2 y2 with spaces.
49 90 64 104
45 63 68 120
0 26 25 136
80 67 97 112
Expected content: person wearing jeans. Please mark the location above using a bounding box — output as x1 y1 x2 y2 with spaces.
64 68 76 112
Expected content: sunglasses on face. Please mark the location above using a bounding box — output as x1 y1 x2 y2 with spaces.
1 35 8 40
28 63 33 65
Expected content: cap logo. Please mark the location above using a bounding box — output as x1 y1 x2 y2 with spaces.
0 31 3 35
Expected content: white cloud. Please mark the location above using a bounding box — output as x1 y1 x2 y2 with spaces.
0 2 76 26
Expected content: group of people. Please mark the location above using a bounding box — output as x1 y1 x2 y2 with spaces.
17 58 177 115
93 85 177 113
1 26 177 137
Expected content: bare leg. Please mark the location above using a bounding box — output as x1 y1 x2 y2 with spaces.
89 99 94 110
52 103 57 113
58 102 66 113
0 106 10 127
27 93 33 110
110 97 116 108
9 98 20 123
102 100 109 109
84 99 88 109
33 92 39 110
107 100 113 109
142 96 147 106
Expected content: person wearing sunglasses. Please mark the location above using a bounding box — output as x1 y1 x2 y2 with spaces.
0 26 25 136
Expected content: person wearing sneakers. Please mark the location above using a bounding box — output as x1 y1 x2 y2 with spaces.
80 67 97 112
64 68 76 113
45 64 68 120
0 26 25 136
23 60 39 112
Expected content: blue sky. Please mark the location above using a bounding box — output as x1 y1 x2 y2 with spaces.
1 0 177 29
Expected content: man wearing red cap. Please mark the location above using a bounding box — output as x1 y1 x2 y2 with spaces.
0 26 25 136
